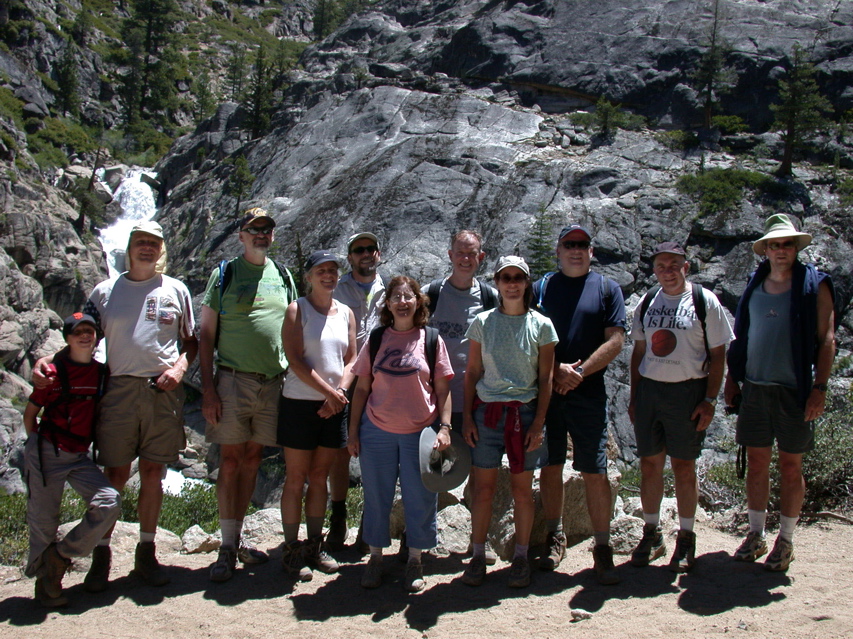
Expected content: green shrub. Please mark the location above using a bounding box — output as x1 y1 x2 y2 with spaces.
0 86 24 128
27 117 97 169
838 177 853 208
711 115 748 134
676 167 783 216
655 129 699 151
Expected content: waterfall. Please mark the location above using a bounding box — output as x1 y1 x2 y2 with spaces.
97 169 158 277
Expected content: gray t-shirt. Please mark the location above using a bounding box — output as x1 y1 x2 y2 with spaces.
466 308 558 404
746 286 796 387
427 279 497 412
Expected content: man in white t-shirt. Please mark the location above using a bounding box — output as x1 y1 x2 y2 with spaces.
628 242 733 573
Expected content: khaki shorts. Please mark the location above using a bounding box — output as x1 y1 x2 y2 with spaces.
205 368 283 447
96 376 186 467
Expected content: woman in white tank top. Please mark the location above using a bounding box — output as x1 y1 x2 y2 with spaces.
277 250 356 580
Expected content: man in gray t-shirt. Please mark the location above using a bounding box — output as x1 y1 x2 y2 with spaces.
424 230 498 561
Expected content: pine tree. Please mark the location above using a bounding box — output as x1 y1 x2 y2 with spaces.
243 44 273 138
692 0 737 129
314 0 342 40
55 43 80 117
527 207 559 280
771 44 833 177
225 47 247 102
192 71 216 124
227 156 255 214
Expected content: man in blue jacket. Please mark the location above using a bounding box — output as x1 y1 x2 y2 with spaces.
725 214 835 572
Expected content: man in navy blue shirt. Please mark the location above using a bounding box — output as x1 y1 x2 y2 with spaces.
533 225 626 584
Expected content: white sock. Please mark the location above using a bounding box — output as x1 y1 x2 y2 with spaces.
220 518 237 548
139 531 156 543
369 546 383 558
408 547 423 564
679 517 695 532
748 509 767 536
97 537 111 547
236 519 244 541
643 512 660 527
779 515 798 542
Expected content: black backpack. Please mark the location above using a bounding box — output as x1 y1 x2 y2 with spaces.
426 278 498 316
368 325 440 384
638 282 710 370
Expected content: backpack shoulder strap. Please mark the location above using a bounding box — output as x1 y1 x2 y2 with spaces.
272 260 299 302
691 282 711 370
368 326 388 370
639 284 662 327
424 326 439 384
599 272 612 310
426 279 444 316
536 271 556 312
478 279 498 311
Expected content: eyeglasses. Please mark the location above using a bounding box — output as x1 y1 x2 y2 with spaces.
389 293 416 303
242 226 274 236
350 245 378 255
561 240 590 250
498 273 528 283
767 240 796 251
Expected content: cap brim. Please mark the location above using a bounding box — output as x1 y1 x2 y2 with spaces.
419 427 471 493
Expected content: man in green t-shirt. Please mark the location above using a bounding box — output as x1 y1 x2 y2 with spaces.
199 208 295 583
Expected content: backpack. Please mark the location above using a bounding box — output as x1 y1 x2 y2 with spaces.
37 352 108 482
426 278 498 316
368 325 440 384
214 257 298 347
638 282 710 370
535 270 612 315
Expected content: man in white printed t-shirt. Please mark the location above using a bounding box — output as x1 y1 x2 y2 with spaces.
628 242 733 573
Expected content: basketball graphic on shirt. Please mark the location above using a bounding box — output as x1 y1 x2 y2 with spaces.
651 329 677 357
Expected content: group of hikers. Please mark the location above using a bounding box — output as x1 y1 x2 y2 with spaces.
23 208 835 605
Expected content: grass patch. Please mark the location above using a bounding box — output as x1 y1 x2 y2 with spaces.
676 167 788 216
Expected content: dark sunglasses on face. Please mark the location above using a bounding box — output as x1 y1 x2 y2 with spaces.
767 240 796 251
498 273 528 283
242 226 274 236
350 245 378 255
561 240 590 250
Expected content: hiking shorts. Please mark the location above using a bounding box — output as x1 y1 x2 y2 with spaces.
545 391 608 474
277 396 347 450
633 377 707 460
96 376 185 467
736 381 814 454
205 368 282 447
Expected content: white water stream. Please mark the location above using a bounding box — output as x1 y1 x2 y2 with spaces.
96 168 205 496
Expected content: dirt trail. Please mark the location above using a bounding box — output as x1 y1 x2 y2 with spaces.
2 520 851 638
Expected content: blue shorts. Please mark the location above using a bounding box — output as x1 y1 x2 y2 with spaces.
545 391 608 474
469 401 544 472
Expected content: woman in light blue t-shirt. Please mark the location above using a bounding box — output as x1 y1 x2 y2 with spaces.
461 256 558 589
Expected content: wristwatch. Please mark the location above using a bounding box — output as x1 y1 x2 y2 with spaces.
575 365 584 375
704 397 718 407
812 383 828 392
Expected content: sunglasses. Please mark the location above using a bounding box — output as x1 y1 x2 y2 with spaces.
498 273 528 283
767 240 796 251
242 226 274 236
561 240 590 250
350 245 378 255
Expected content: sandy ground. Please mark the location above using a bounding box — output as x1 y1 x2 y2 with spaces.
1 519 852 639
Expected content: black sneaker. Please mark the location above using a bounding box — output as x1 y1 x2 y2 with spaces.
631 523 666 567
669 529 696 573
326 510 347 551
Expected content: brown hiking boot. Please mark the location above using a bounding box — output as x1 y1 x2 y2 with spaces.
84 545 112 593
593 544 620 585
304 534 339 574
281 540 313 582
539 530 567 571
40 543 70 599
669 530 696 573
631 524 666 567
132 541 170 586
35 578 68 608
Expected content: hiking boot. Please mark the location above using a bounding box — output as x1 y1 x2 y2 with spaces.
507 556 531 588
326 510 347 551
669 530 696 573
592 544 620 585
764 537 794 572
40 543 70 599
209 547 237 583
35 578 68 608
466 539 498 566
354 517 369 555
361 555 383 589
404 560 425 593
304 534 339 574
631 523 666 567
461 555 487 587
236 538 268 565
132 541 170 587
281 540 313 582
396 531 409 563
733 531 768 562
84 545 112 593
539 530 567 571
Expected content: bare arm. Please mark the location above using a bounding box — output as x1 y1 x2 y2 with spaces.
628 339 646 425
433 374 453 451
337 307 358 394
347 372 372 458
199 305 220 424
555 326 625 394
23 402 40 435
31 352 58 389
691 344 726 431
526 341 555 452
805 281 836 421
157 333 197 390
462 339 484 447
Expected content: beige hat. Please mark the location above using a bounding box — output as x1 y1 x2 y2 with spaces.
129 220 164 240
494 255 530 277
753 214 812 255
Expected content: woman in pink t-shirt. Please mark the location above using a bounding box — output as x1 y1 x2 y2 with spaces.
348 276 453 593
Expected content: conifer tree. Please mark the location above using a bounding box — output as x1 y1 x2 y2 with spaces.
225 47 247 102
56 43 80 117
527 207 559 280
192 71 216 124
692 0 737 129
244 44 273 138
771 44 832 177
